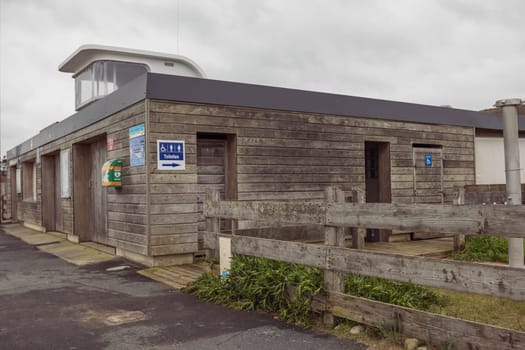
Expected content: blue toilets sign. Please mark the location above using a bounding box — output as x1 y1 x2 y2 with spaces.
424 153 433 167
157 140 186 170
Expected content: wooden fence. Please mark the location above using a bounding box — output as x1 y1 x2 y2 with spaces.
202 187 525 350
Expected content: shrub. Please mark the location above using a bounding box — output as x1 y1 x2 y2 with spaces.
184 255 447 325
184 255 322 325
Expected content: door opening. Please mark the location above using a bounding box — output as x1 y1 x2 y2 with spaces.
412 144 443 204
42 154 62 232
364 141 391 242
9 166 17 221
196 133 237 234
73 136 108 244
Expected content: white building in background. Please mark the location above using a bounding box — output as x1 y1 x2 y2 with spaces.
475 137 525 184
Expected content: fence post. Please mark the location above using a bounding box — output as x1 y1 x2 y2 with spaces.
323 186 346 327
453 186 466 251
205 188 221 259
351 187 366 249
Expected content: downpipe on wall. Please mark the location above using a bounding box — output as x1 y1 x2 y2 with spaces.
495 98 524 268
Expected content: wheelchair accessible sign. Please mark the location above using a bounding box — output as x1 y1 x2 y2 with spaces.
157 140 186 170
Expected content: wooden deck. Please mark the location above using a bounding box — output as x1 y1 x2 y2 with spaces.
363 237 453 257
137 263 212 290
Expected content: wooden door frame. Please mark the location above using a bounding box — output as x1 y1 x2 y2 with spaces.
196 132 238 200
90 138 108 244
412 145 444 204
364 141 392 242
72 134 107 242
197 132 238 233
224 134 238 201
73 143 92 241
9 166 17 221
41 154 57 231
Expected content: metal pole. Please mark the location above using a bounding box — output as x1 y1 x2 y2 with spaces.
494 98 524 268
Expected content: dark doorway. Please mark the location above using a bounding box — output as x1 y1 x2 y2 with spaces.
196 133 237 233
41 154 62 232
73 137 108 244
364 141 391 242
9 166 17 221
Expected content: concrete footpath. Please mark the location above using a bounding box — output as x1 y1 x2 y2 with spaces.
0 226 365 350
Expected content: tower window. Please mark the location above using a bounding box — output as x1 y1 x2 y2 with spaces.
74 61 147 110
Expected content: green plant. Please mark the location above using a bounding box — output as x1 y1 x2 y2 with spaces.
436 340 457 350
184 255 322 325
450 236 525 263
185 255 448 326
344 274 448 311
369 321 404 344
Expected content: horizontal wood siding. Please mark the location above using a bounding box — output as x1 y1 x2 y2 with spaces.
12 152 42 227
35 102 147 254
148 100 475 249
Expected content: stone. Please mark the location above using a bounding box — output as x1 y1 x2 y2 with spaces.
349 325 364 335
416 346 428 350
404 338 421 350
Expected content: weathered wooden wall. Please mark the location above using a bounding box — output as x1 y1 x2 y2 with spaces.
464 184 525 204
7 97 477 262
8 102 147 256
12 155 42 227
147 100 476 253
0 172 7 222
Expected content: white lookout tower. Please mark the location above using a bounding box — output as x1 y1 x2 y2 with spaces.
59 44 206 110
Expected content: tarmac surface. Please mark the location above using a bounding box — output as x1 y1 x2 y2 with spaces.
0 228 365 350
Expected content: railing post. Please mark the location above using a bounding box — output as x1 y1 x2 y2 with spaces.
323 186 345 327
453 186 466 251
351 187 366 249
205 188 221 259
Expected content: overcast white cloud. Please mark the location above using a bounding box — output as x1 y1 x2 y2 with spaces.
1 0 524 156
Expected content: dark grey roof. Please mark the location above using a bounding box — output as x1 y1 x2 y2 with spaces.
7 72 524 159
146 73 525 131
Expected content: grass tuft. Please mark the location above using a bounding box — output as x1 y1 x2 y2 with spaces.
450 236 525 264
345 274 448 311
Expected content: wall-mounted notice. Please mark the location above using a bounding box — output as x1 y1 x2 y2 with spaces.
129 124 145 167
157 140 185 170
60 149 71 198
424 153 433 167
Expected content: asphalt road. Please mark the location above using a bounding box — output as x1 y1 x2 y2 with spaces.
0 229 365 350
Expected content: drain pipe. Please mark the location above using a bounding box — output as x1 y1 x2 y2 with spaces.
495 98 524 268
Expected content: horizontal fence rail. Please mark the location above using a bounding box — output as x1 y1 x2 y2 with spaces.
205 199 525 238
328 292 524 350
327 202 525 238
203 232 525 301
203 187 525 350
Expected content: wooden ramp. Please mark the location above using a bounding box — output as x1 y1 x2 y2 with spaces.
137 264 211 289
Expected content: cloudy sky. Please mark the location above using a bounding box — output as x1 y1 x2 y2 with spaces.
1 0 524 156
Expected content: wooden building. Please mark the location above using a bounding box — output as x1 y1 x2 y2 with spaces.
6 45 521 266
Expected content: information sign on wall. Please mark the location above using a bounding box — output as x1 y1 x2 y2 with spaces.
157 140 185 170
129 124 145 167
424 153 433 167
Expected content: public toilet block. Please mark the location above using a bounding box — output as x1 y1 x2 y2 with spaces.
6 45 523 266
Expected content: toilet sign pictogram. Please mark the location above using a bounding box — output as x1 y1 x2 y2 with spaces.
157 140 185 170
424 153 433 167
